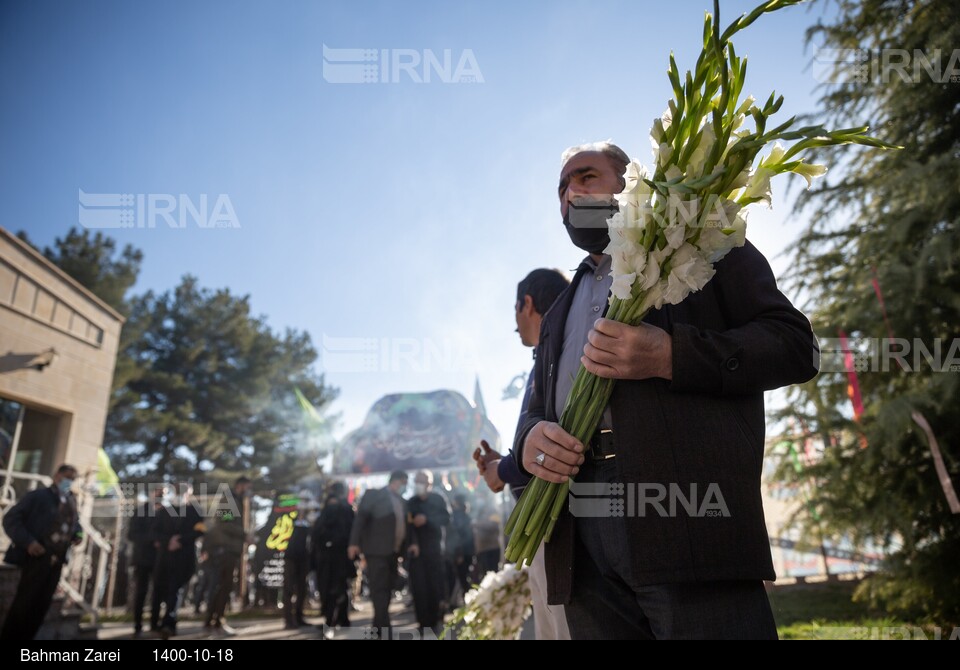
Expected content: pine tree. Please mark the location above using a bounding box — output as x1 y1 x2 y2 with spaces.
105 276 338 489
775 0 960 620
19 228 338 490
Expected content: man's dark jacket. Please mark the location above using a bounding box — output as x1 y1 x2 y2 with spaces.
128 501 158 568
514 241 819 604
349 487 405 557
3 486 81 566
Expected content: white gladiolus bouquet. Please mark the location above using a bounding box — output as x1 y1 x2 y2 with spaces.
504 0 898 567
442 564 532 640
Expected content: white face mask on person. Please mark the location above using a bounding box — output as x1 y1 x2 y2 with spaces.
57 479 74 495
414 483 429 497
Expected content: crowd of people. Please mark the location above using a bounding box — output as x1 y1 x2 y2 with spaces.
126 477 250 638
118 471 494 638
1 464 498 640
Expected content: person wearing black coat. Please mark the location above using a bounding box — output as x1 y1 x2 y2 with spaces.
514 144 819 639
153 484 206 639
406 471 450 636
313 482 356 628
347 471 409 631
448 494 476 596
128 485 166 636
282 501 312 630
0 464 82 641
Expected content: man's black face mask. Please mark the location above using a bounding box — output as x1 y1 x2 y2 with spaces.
563 197 618 254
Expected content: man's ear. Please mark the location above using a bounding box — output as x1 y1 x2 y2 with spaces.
523 294 535 315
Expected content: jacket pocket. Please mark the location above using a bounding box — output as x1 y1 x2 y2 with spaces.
731 405 761 473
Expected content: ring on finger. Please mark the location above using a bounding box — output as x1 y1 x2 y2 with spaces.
535 451 546 466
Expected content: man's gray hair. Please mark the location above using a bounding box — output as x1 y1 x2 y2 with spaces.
561 140 630 171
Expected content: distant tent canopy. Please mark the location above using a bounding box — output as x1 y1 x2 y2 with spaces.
335 390 501 475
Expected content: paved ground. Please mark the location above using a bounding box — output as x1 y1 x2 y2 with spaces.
97 598 431 641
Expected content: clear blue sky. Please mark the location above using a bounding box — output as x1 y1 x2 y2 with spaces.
1 0 838 445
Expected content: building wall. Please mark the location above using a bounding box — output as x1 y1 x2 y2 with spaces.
0 226 123 476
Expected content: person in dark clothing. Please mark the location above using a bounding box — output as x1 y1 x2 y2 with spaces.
348 470 408 632
128 484 166 637
515 142 818 639
473 267 572 639
313 481 356 628
191 551 215 615
154 483 206 639
447 494 476 596
406 470 450 635
1 464 83 641
282 498 313 629
474 268 571 499
203 476 252 634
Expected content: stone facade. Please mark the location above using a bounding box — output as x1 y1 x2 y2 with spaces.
0 224 123 531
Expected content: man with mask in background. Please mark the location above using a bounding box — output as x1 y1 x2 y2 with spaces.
155 482 206 639
128 483 167 637
406 470 450 636
1 464 83 640
348 470 409 633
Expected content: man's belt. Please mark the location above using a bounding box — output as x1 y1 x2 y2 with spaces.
587 429 616 461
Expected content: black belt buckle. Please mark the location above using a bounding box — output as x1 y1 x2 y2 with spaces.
588 429 616 460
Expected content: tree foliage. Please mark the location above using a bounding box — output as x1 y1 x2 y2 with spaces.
775 0 960 620
20 227 337 490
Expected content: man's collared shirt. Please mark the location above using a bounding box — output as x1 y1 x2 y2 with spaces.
554 254 614 431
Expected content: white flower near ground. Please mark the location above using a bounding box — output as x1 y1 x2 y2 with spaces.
445 564 532 640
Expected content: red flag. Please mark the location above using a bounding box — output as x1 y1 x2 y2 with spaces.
838 329 865 423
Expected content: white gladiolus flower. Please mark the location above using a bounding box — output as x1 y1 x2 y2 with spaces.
735 95 756 116
686 123 716 179
793 161 828 187
662 272 689 305
616 162 653 228
639 252 661 290
765 142 787 166
611 272 637 300
664 220 686 250
663 243 717 304
729 168 751 191
654 141 674 168
651 118 667 144
697 211 747 263
661 105 674 133
741 166 775 207
448 563 532 640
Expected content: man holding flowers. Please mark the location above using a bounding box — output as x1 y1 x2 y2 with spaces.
515 141 819 639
